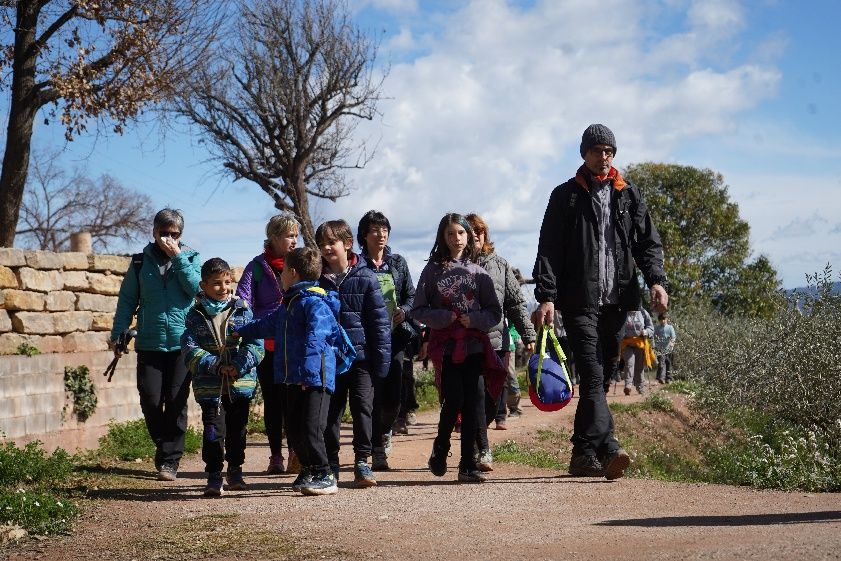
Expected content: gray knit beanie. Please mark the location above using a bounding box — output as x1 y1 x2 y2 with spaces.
579 124 617 158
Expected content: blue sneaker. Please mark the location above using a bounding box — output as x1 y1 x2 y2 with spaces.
291 468 313 491
301 471 338 496
203 471 224 497
353 460 377 488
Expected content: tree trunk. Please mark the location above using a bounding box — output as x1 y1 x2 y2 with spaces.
288 174 318 249
0 2 41 247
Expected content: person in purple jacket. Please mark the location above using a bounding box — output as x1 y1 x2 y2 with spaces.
235 213 300 475
411 213 502 483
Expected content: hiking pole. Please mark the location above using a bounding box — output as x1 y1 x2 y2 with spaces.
103 328 137 382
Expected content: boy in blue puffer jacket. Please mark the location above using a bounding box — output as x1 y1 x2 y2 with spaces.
181 258 264 497
317 219 391 489
236 247 344 496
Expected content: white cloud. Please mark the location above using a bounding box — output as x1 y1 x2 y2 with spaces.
331 0 784 282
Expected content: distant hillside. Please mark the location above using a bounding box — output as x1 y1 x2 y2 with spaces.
786 281 841 298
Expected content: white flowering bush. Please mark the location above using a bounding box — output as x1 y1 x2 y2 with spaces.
0 489 77 535
674 266 841 490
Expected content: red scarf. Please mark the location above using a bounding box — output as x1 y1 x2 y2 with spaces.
263 248 285 272
574 164 626 191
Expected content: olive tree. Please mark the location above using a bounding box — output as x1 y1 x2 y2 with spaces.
0 0 223 247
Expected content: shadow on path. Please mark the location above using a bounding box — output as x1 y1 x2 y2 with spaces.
596 510 841 528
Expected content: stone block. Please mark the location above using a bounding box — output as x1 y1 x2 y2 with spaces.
0 395 21 417
16 268 63 292
76 293 118 313
62 331 109 352
45 411 63 433
0 289 4 307
11 312 54 335
0 372 26 398
89 254 131 273
86 272 123 296
25 413 47 435
0 416 26 438
91 313 114 331
3 290 46 311
45 291 76 311
52 311 92 333
0 248 26 267
34 335 64 354
61 252 90 270
0 309 11 333
62 270 89 291
0 333 27 355
0 265 18 289
24 250 63 270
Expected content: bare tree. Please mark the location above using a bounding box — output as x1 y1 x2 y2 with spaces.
0 0 225 247
16 149 153 252
175 0 384 247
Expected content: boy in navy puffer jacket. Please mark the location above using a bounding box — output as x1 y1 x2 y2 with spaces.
181 258 264 497
235 247 344 495
317 219 391 489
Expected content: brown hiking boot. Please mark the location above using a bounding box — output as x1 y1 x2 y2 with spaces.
603 449 631 480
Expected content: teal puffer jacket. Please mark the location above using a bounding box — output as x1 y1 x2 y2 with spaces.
111 243 202 352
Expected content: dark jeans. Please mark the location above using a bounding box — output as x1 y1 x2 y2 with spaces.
136 350 191 468
286 385 331 473
325 361 374 464
561 307 624 459
656 353 673 381
257 350 286 457
398 356 419 418
373 352 404 448
434 353 484 467
200 395 250 474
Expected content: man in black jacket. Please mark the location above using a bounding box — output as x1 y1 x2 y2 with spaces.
532 124 668 480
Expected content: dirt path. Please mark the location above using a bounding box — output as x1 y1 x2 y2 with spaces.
6 387 841 560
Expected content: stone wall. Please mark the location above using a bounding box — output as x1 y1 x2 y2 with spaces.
0 247 129 355
0 247 233 448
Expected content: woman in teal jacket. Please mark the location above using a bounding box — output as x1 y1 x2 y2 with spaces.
110 208 202 481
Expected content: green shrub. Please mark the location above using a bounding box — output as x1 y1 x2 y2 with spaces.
0 441 74 487
95 419 201 461
414 368 440 411
247 408 266 435
0 489 77 535
609 393 674 415
15 342 40 357
63 365 98 422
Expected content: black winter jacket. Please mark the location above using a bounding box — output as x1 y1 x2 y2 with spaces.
532 172 667 313
320 254 392 378
361 246 418 355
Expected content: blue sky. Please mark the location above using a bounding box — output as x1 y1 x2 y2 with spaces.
12 0 841 289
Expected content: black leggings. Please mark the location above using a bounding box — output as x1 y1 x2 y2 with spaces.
434 353 484 468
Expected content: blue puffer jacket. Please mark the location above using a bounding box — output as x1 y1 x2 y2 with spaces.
181 297 264 404
236 281 342 393
111 243 202 352
320 253 391 378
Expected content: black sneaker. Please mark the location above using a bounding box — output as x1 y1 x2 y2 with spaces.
226 467 247 491
428 447 449 477
603 448 631 481
203 471 224 497
371 448 390 471
301 471 338 496
291 468 313 491
158 463 178 482
457 464 487 483
568 454 604 477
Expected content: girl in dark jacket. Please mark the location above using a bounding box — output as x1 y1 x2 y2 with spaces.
357 210 418 470
411 213 501 483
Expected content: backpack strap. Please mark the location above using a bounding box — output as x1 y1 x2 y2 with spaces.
131 252 144 300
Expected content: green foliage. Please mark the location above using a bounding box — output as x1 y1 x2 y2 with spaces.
492 440 563 470
95 419 201 461
414 368 440 411
15 342 40 356
0 441 74 487
0 441 78 535
0 489 77 535
609 393 674 415
247 407 267 435
624 162 781 318
63 365 98 422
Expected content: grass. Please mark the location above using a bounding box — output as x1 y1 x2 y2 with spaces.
93 419 202 462
492 440 564 470
129 513 299 560
609 393 674 415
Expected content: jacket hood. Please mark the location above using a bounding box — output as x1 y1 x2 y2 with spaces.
286 280 341 317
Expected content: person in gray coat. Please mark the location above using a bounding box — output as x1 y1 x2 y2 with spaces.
466 214 536 470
